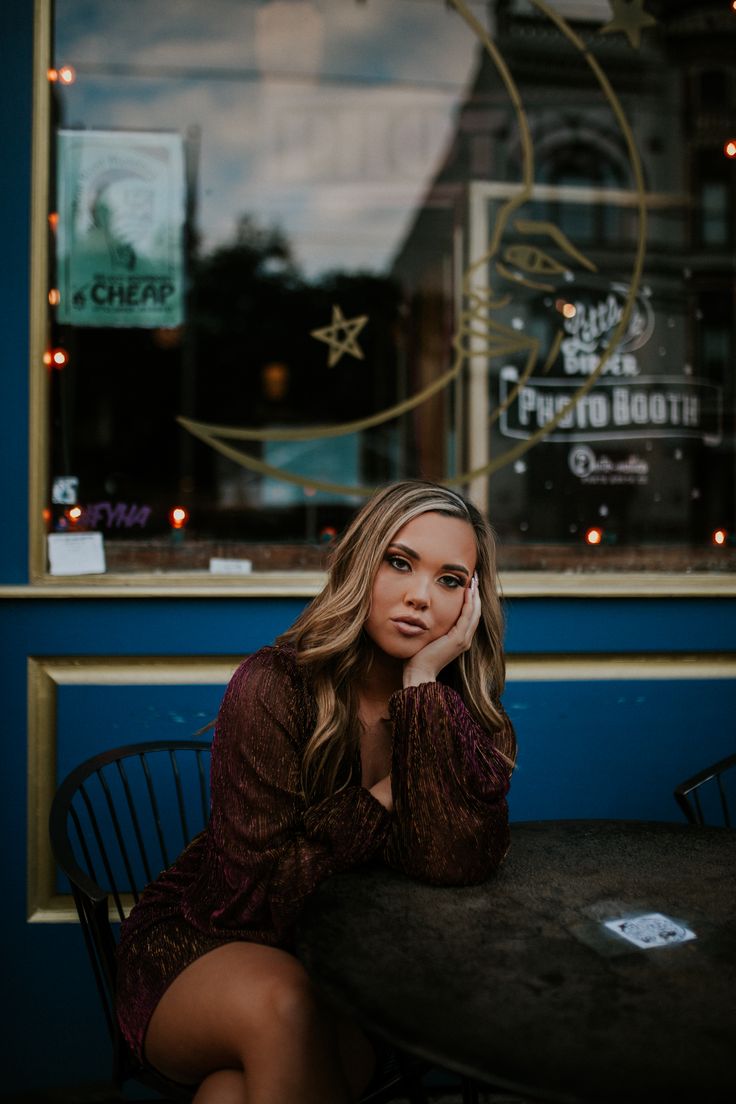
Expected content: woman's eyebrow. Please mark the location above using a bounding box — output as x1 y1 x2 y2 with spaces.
442 563 470 576
389 543 469 576
389 542 419 560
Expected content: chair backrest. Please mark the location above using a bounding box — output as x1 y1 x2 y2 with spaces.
673 752 736 827
49 740 211 1096
49 738 427 1104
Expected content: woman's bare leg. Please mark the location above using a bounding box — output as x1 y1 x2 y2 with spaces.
144 942 375 1104
194 1070 247 1104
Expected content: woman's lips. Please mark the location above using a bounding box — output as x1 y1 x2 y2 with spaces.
390 618 427 636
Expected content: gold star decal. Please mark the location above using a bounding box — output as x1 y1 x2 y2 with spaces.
310 304 368 368
600 0 656 50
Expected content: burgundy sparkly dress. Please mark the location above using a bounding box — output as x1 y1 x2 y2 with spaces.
116 644 514 1062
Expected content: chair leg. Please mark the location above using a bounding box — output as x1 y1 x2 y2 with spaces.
401 1056 428 1104
461 1075 480 1104
397 1051 432 1104
406 1079 428 1104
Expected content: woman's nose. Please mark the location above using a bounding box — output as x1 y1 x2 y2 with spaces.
404 578 429 608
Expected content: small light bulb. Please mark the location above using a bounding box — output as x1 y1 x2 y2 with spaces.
725 140 736 159
50 347 69 368
48 288 61 306
712 528 728 546
58 65 76 84
169 506 189 530
68 506 83 522
585 527 603 546
45 347 69 368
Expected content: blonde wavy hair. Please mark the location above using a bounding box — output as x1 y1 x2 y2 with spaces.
278 480 515 800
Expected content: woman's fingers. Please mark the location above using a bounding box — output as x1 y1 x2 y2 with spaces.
403 576 482 685
453 574 481 650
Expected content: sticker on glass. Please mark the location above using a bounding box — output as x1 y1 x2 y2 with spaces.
603 913 696 949
52 476 79 505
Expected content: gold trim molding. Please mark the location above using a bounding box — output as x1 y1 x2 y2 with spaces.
507 654 736 682
29 0 52 582
4 571 736 600
29 651 736 923
28 655 241 923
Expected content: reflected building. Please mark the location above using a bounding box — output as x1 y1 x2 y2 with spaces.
42 0 736 567
392 0 735 556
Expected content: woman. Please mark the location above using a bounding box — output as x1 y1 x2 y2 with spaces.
116 480 516 1104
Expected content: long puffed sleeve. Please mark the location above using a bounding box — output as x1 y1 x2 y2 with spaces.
181 647 391 943
382 682 513 886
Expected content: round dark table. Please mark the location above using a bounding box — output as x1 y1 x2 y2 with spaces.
297 820 736 1104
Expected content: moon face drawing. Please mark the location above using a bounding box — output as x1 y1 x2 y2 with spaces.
179 0 648 498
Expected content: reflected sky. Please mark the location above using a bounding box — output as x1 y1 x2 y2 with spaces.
54 0 487 276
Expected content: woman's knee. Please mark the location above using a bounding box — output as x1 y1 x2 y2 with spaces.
260 959 325 1037
193 1069 245 1104
144 943 330 1081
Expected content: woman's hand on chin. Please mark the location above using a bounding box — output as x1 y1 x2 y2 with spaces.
402 575 481 688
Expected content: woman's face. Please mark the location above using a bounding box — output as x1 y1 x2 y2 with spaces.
364 511 477 661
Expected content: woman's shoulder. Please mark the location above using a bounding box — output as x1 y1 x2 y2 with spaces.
230 642 302 688
217 643 314 729
228 641 319 704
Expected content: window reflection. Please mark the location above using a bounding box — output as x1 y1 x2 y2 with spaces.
45 0 736 572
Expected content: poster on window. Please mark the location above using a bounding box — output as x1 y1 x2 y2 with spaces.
56 129 185 328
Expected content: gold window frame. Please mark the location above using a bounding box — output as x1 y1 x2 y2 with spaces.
22 0 736 598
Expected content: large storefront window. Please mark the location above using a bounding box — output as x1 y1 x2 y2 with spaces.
40 0 736 576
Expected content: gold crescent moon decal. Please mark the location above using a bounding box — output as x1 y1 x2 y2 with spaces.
178 0 649 498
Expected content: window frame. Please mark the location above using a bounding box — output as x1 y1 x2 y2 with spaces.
25 0 736 598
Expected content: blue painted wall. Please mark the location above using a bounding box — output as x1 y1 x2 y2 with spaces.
3 596 735 1095
1 4 734 1098
505 676 736 823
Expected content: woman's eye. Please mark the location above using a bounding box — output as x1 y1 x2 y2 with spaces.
387 554 410 572
440 575 463 589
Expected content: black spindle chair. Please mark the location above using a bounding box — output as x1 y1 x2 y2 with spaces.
49 741 211 1100
673 751 736 827
49 740 428 1103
